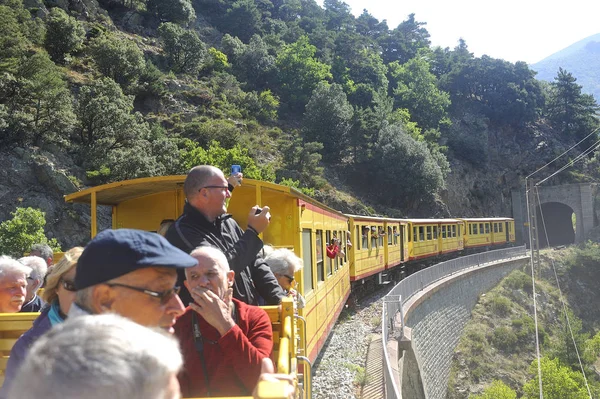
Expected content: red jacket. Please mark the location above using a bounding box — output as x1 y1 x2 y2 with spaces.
174 299 273 398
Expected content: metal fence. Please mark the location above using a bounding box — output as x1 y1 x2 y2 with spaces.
381 245 527 399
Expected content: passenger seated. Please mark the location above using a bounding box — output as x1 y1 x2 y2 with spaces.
1 248 83 397
29 243 53 268
70 229 196 333
174 246 273 397
0 256 30 313
17 256 47 312
6 314 183 399
263 248 305 309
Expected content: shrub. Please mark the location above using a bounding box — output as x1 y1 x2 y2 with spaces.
504 270 532 293
491 326 518 352
89 34 145 87
0 207 61 257
487 295 512 316
44 8 84 64
472 380 517 399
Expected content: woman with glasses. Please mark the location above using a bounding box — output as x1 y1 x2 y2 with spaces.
263 248 305 309
1 247 83 394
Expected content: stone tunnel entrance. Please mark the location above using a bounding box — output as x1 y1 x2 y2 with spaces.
536 202 575 248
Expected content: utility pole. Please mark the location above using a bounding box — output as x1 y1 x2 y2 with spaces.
525 178 541 274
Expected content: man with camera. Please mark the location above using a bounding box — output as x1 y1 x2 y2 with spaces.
165 165 284 306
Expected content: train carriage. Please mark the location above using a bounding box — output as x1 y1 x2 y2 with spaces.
460 217 516 249
407 219 463 260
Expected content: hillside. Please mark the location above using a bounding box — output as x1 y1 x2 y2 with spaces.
531 33 600 101
448 244 600 398
1 0 599 249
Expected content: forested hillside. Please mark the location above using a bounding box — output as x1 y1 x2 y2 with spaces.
1 0 600 247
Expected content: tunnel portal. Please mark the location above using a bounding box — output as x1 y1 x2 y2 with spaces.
536 202 575 248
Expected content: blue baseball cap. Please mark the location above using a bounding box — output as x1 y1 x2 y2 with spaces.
75 229 197 290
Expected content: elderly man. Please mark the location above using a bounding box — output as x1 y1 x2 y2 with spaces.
17 256 47 312
0 256 31 313
166 165 284 306
29 243 53 268
7 314 183 399
175 246 273 397
70 228 196 333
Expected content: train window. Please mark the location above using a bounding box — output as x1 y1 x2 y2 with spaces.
387 227 392 245
412 227 417 242
355 226 361 250
469 224 472 235
316 230 324 282
393 226 398 245
493 223 498 233
419 226 424 241
362 226 368 248
378 228 384 247
441 225 446 239
473 224 478 234
452 225 457 237
326 231 332 277
479 223 484 234
301 229 313 294
485 223 490 234
433 226 438 239
426 226 431 240
499 223 503 233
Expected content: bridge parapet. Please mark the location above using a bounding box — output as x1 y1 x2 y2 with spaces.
381 246 527 399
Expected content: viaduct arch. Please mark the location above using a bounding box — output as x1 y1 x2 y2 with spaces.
511 184 595 247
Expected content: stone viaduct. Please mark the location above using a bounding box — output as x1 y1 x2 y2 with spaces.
388 255 529 399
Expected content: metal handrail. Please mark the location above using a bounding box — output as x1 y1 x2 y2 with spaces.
297 356 312 399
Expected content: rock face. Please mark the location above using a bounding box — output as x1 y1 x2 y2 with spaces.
0 147 109 250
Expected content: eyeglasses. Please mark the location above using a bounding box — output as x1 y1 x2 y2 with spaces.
279 274 294 284
105 283 181 305
60 279 77 292
200 185 229 191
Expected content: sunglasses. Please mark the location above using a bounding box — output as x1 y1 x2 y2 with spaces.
278 274 294 284
60 279 77 292
104 283 181 305
199 185 229 192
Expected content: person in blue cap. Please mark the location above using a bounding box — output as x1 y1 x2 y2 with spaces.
69 228 197 334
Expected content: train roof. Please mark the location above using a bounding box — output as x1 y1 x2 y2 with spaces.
64 175 345 216
457 217 513 222
346 214 407 223
407 218 462 224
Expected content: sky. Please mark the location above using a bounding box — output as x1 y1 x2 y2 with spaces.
322 0 600 64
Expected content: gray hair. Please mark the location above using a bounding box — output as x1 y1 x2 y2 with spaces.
30 243 53 261
0 256 31 279
189 246 229 272
74 286 95 312
8 314 183 399
18 256 47 291
183 165 221 200
264 248 303 275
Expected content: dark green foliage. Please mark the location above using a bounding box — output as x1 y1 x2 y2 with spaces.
224 0 262 42
446 113 489 167
303 82 352 163
379 14 430 64
179 118 241 149
490 326 518 352
546 68 600 150
504 270 533 293
89 34 145 87
0 207 61 257
147 0 195 25
367 123 445 207
277 132 325 189
275 36 332 110
158 22 206 74
0 51 75 145
43 8 85 64
486 295 512 316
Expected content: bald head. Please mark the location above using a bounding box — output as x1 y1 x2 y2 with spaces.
183 166 223 200
189 246 229 273
185 246 233 301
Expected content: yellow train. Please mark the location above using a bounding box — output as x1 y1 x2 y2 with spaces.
63 175 515 398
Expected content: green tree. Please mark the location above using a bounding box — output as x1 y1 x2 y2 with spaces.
368 122 445 207
90 34 145 87
224 0 262 42
389 57 450 131
0 51 75 145
275 36 332 110
158 22 206 74
546 68 600 150
43 8 84 64
233 35 276 89
471 380 516 399
522 357 589 399
303 82 353 163
0 207 60 258
147 0 195 25
277 132 325 189
379 14 430 64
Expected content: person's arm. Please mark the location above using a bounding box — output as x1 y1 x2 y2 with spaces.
251 258 285 305
220 308 273 392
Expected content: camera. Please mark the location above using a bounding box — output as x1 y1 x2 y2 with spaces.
231 164 241 175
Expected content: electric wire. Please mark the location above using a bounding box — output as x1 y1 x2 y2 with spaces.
536 137 600 186
527 126 600 179
535 188 593 399
525 180 544 399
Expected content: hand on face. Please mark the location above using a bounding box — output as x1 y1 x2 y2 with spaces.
189 285 235 336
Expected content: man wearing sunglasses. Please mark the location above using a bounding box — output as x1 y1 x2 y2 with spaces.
69 228 197 334
165 165 284 307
